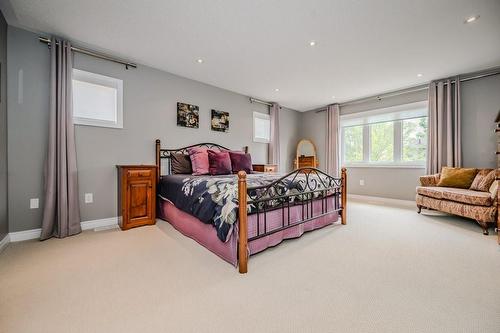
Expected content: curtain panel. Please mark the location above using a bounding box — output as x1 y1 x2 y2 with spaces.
40 38 81 240
427 77 462 174
325 104 341 176
268 103 280 169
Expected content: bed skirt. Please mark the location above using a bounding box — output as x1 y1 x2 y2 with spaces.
158 197 339 267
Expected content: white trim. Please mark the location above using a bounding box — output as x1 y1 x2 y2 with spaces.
9 228 41 242
348 194 415 209
0 234 10 253
80 217 118 230
8 217 119 243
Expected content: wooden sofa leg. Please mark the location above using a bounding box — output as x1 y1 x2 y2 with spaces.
417 205 422 214
477 220 489 235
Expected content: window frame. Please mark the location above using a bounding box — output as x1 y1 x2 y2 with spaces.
341 105 428 168
72 69 123 129
253 111 271 143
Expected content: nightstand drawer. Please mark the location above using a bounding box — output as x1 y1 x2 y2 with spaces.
127 169 152 178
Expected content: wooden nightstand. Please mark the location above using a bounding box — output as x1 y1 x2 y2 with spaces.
252 164 278 173
116 165 157 230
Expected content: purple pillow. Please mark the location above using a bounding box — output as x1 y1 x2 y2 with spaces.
229 151 253 174
188 147 209 175
208 150 232 175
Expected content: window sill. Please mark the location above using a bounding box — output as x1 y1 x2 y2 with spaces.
343 164 425 169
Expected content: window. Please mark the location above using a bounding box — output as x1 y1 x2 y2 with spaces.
253 112 270 143
341 101 428 167
72 69 123 128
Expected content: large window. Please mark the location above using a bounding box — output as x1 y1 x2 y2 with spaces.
72 69 123 128
341 102 428 167
253 112 271 143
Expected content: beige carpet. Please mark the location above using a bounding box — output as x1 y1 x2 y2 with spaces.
1 201 499 333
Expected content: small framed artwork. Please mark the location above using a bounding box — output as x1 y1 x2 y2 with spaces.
177 102 199 128
211 109 229 133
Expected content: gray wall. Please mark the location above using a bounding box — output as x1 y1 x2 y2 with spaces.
0 11 7 240
461 74 500 168
301 77 500 201
7 27 301 232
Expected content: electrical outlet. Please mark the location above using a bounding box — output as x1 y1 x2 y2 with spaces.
30 198 39 209
359 179 365 186
84 193 93 204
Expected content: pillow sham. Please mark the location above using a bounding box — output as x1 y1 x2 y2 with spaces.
188 147 209 175
437 167 478 189
229 151 253 174
470 169 495 192
208 150 232 175
170 153 192 174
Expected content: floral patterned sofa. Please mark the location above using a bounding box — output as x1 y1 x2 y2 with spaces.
415 169 499 235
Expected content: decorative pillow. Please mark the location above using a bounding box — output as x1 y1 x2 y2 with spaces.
188 147 209 175
208 150 232 175
437 167 478 189
171 153 192 174
470 169 495 192
229 151 253 174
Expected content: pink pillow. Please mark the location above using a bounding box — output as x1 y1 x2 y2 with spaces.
188 147 209 175
228 151 253 174
208 150 232 175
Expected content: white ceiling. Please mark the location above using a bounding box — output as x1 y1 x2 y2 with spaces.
3 0 500 111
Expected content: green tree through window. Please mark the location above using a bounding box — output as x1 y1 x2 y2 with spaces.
370 122 394 162
344 126 363 162
402 117 427 162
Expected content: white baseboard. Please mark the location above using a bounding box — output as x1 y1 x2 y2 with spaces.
348 194 415 208
8 217 119 243
9 228 42 242
0 234 10 253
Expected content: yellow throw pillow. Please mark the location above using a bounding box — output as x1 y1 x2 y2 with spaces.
437 167 478 189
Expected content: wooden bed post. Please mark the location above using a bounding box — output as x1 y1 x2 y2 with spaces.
238 171 248 274
155 139 161 183
341 167 347 225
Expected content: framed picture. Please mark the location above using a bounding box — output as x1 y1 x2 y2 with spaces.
211 109 229 133
177 102 199 128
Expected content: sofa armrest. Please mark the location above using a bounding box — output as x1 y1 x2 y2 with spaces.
419 173 440 187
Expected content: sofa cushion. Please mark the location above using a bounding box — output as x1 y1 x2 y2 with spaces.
470 169 495 192
437 167 478 189
416 186 492 206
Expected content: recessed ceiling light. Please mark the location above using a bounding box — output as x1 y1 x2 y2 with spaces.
464 15 479 24
309 40 316 46
196 58 203 63
274 88 280 92
417 73 423 77
331 95 336 99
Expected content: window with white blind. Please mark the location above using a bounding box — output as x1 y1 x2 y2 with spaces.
72 69 123 128
341 101 428 167
253 112 271 143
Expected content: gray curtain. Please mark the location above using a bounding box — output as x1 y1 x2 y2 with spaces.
427 76 462 174
268 103 280 169
326 104 340 176
40 38 81 240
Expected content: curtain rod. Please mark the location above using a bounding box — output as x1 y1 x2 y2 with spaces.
38 36 137 69
314 69 500 113
249 97 273 107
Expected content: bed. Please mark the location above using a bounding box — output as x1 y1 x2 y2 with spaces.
155 139 347 273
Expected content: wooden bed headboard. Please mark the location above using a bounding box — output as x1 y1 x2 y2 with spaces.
155 139 248 181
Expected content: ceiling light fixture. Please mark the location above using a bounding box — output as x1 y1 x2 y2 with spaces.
196 58 203 63
417 73 423 77
274 88 280 92
331 95 336 99
309 40 316 46
464 15 479 24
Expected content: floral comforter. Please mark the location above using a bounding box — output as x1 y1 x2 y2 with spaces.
158 173 333 242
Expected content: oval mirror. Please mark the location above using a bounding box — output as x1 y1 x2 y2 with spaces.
294 139 318 169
